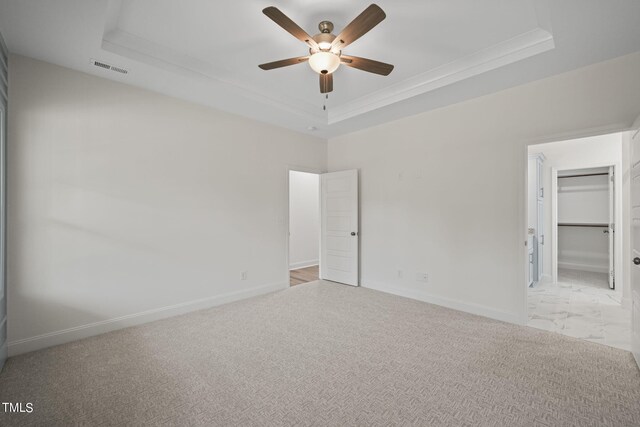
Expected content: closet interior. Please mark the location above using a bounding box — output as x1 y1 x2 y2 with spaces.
557 167 614 288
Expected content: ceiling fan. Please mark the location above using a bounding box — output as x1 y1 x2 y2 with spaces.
259 4 394 94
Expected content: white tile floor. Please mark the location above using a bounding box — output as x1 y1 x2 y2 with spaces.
528 269 632 351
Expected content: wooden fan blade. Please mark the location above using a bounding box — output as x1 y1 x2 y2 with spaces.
340 55 394 76
263 7 319 50
320 73 333 93
332 4 386 50
259 56 309 70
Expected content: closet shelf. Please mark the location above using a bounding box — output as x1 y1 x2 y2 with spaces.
558 223 608 227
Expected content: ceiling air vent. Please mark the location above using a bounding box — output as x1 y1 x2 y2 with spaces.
90 59 128 75
109 66 128 75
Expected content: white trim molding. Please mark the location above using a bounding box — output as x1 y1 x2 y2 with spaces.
8 282 287 356
289 260 319 270
363 281 522 325
557 262 608 274
102 0 555 126
328 28 555 124
101 31 324 124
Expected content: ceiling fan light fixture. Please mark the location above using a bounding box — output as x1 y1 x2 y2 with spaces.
259 5 393 93
308 51 340 75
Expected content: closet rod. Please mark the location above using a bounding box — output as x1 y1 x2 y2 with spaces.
557 223 608 227
558 172 608 179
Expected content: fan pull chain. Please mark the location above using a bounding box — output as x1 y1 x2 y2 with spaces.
323 94 328 111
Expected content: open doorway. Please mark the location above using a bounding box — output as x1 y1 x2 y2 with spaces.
526 132 632 351
288 170 320 286
557 167 614 288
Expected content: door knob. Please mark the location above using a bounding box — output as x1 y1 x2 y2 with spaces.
351 232 357 236
634 257 640 265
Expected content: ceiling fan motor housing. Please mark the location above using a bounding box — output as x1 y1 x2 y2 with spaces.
318 20 334 33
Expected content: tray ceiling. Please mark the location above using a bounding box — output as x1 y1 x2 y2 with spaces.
1 0 640 137
102 0 553 124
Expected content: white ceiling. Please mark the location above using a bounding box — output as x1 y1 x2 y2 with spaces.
1 0 640 138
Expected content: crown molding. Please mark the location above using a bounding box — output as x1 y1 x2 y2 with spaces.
327 28 554 124
102 29 325 124
103 0 325 123
102 0 554 128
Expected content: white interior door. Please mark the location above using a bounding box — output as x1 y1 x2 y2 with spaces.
631 116 640 367
608 166 615 289
320 170 359 286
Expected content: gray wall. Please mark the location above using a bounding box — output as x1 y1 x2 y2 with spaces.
7 55 327 355
328 52 640 324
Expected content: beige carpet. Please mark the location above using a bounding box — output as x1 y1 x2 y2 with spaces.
1 281 639 426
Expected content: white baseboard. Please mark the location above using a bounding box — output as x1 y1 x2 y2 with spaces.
289 260 319 270
558 262 608 273
362 281 522 325
8 281 287 356
539 274 553 284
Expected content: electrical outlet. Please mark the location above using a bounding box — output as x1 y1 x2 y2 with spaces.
416 273 428 283
241 271 248 280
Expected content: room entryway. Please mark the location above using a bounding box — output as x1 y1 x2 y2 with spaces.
289 170 320 287
556 167 615 288
288 169 360 287
526 132 632 351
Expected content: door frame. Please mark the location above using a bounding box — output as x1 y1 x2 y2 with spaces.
319 169 359 286
550 163 620 287
521 125 629 325
284 165 325 286
630 114 640 367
